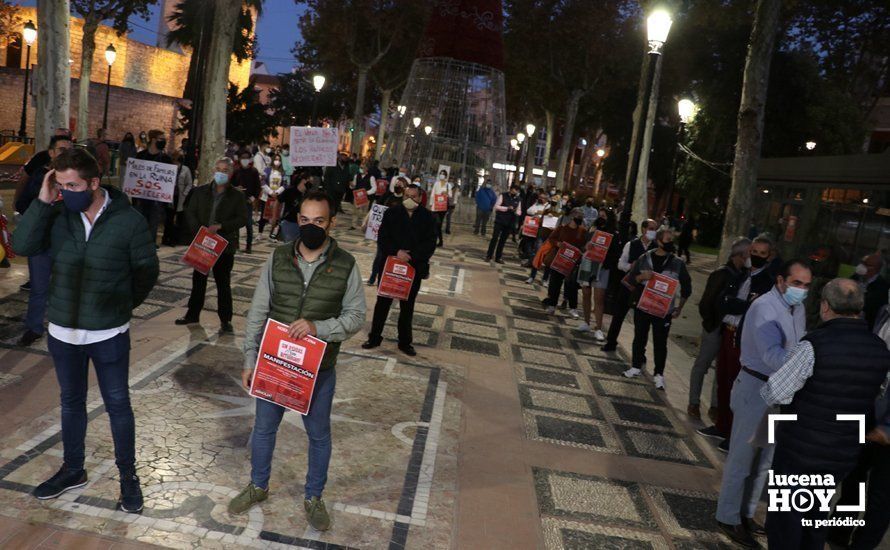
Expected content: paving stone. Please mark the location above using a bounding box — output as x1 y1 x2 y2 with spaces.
590 378 659 403
519 385 601 419
524 367 581 389
449 335 502 357
453 309 498 325
541 518 671 550
610 401 674 428
614 426 712 468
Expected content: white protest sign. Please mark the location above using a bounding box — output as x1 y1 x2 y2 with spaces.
290 127 339 167
365 203 388 241
122 158 177 204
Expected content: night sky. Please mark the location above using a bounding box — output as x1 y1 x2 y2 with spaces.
17 0 305 75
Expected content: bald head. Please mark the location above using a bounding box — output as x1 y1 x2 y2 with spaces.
820 278 864 322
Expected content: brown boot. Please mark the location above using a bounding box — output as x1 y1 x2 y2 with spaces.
686 404 701 419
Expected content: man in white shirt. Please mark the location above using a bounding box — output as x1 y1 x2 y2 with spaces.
428 169 453 247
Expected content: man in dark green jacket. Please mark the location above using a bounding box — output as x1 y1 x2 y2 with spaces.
176 157 248 333
228 190 365 531
12 148 158 514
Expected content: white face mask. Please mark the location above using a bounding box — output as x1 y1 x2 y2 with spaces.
855 264 868 276
240 158 250 167
438 174 446 180
744 257 752 269
273 160 281 167
264 148 271 154
645 230 657 241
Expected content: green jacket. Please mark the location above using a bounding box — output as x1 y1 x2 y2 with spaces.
185 183 248 254
12 186 159 330
269 239 356 370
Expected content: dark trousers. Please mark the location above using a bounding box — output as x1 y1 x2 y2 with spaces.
244 201 254 250
474 208 491 235
161 207 178 245
47 331 134 472
25 251 52 335
715 325 742 436
133 199 160 244
766 451 833 550
186 252 235 323
486 221 512 260
369 275 423 346
369 248 385 285
604 285 631 347
831 443 890 549
434 212 446 245
258 200 268 233
445 207 454 233
631 309 672 375
545 270 578 309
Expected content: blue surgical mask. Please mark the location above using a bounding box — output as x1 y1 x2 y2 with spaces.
783 286 808 306
213 172 229 185
61 188 93 212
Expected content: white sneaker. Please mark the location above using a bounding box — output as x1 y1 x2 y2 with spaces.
623 367 642 378
525 277 534 284
576 322 591 333
545 306 556 315
593 329 606 343
568 309 581 319
654 374 665 390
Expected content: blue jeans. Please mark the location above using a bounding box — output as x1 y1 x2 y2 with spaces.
279 220 300 243
250 367 336 498
25 251 52 334
716 369 775 524
47 331 135 472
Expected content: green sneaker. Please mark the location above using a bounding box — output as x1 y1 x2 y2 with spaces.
228 483 267 515
304 496 331 531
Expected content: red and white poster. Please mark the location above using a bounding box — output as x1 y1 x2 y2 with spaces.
550 243 582 277
377 256 416 301
432 193 448 212
584 230 613 263
637 272 680 318
263 197 281 220
249 319 328 415
376 178 389 196
182 226 228 275
353 188 369 208
521 216 540 238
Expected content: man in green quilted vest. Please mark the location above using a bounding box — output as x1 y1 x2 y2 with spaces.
230 190 366 531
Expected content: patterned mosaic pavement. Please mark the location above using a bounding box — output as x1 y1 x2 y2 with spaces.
0 208 743 549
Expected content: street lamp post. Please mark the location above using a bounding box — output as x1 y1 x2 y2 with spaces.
310 74 325 126
102 44 116 131
665 98 695 213
521 123 536 183
620 9 672 241
18 20 37 138
423 125 433 174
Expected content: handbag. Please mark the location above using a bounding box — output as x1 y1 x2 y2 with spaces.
533 240 555 270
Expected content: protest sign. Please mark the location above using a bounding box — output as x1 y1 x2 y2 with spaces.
365 203 388 241
289 127 338 167
521 216 541 238
122 158 176 204
378 256 415 301
549 243 582 277
637 272 680 318
182 226 228 275
584 230 613 263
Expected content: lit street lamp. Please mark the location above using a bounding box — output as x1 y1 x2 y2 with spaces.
397 104 406 116
596 148 606 158
805 140 816 151
310 74 325 126
520 124 537 183
101 44 116 131
620 8 672 240
18 20 37 138
413 116 422 129
516 132 525 143
665 98 696 211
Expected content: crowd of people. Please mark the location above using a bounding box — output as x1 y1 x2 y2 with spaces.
5 130 890 547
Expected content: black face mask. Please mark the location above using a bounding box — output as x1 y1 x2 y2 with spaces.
573 217 584 226
750 255 768 269
660 241 676 254
155 139 167 150
594 218 606 230
299 223 327 250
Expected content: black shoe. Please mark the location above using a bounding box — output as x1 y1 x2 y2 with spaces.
118 472 144 513
495 259 505 264
219 322 234 334
601 344 617 352
472 231 478 235
174 316 198 325
717 520 758 548
366 280 376 286
742 517 765 536
696 425 724 440
398 344 417 357
485 256 492 262
445 230 451 235
717 438 730 453
19 281 31 292
245 248 252 254
17 330 43 347
362 339 381 350
33 465 87 500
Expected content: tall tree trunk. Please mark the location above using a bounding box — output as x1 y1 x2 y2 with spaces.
523 126 538 184
555 90 583 190
352 66 368 155
631 54 664 224
196 0 241 183
76 17 100 142
577 139 592 188
35 0 71 149
374 87 391 161
719 0 781 261
543 110 554 178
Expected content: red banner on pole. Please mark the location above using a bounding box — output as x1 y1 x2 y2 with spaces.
249 319 327 415
637 272 680 318
182 226 228 275
353 188 369 208
550 243 581 277
377 256 416 301
521 216 540 238
432 193 448 212
584 230 613 263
